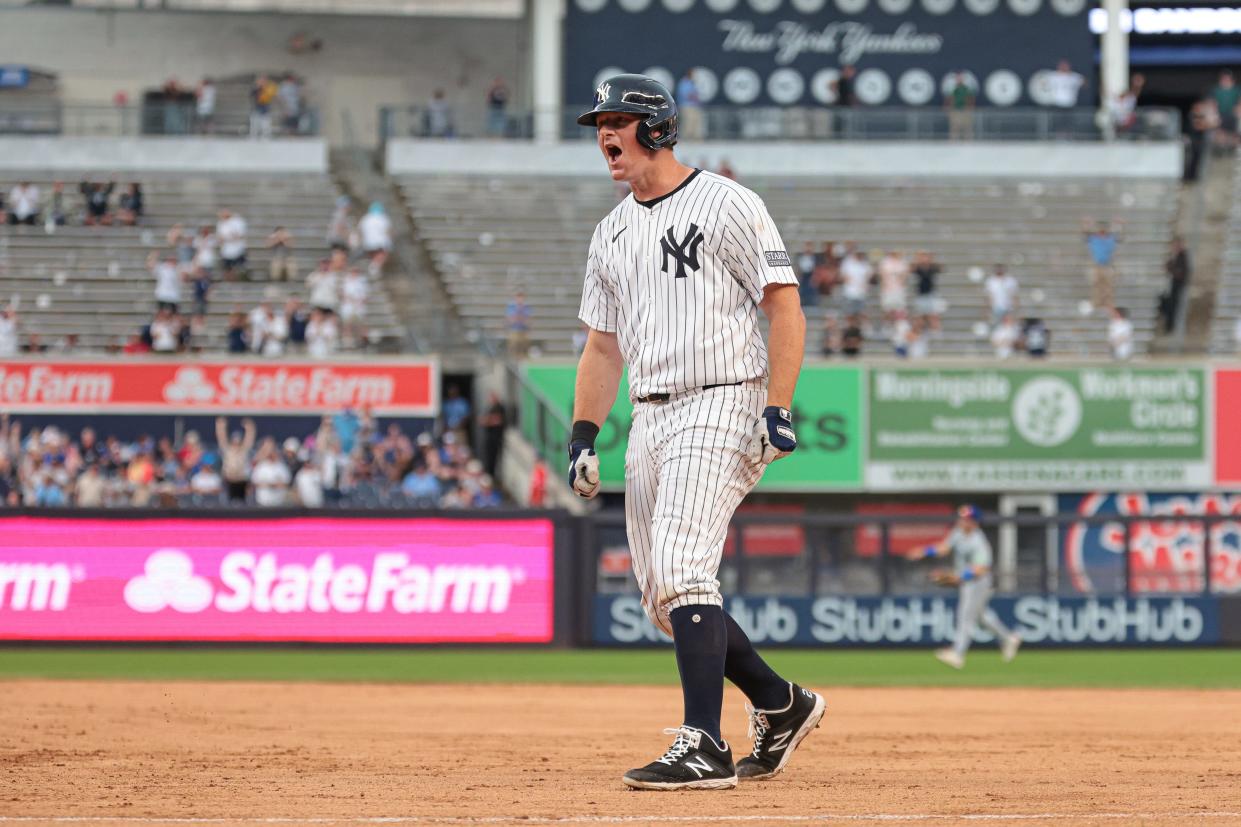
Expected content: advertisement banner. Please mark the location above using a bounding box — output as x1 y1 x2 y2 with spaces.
867 367 1207 490
594 593 1220 647
1059 493 1241 595
522 363 863 489
0 359 438 415
564 0 1091 110
1214 368 1241 486
0 517 554 643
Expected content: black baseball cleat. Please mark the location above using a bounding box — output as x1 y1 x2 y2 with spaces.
736 683 827 781
622 726 738 791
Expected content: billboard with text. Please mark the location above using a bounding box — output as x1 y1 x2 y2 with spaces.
0 517 554 643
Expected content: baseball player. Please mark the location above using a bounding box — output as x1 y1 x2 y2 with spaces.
568 74 825 791
919 504 1022 669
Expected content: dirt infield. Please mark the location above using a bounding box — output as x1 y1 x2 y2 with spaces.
2 681 1240 826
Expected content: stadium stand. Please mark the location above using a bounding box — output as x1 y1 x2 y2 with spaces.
1209 158 1241 355
398 173 1176 359
0 172 403 353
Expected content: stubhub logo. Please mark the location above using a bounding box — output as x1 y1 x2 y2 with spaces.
123 549 526 615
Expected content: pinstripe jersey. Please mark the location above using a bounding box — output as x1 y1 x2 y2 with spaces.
578 169 798 400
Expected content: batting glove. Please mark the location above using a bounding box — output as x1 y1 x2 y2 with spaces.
749 406 797 465
567 420 601 499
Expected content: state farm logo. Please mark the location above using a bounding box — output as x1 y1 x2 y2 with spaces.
162 367 216 404
122 550 526 614
0 561 85 611
124 550 214 613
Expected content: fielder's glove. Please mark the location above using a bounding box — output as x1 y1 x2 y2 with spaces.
749 406 797 465
567 420 601 499
931 569 960 588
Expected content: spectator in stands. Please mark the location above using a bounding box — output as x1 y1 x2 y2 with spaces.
189 462 223 504
486 76 510 137
266 226 297 282
1109 73 1145 139
191 266 212 319
991 313 1019 359
281 437 304 478
117 183 143 226
1108 307 1134 360
196 77 216 134
193 224 218 276
216 417 256 503
1046 59 1086 109
22 332 47 354
1020 317 1049 358
226 310 248 353
168 224 195 267
248 300 287 356
250 439 290 506
1210 70 1240 150
834 64 857 108
1083 217 1123 312
945 72 975 141
340 267 369 347
80 180 115 226
250 75 278 138
891 310 913 358
912 250 942 332
294 455 324 508
7 181 40 225
0 306 18 357
838 243 872 329
796 242 819 307
820 314 841 357
841 321 863 357
73 463 105 508
984 264 1018 326
402 459 442 504
358 202 392 275
480 391 507 477
1160 236 1191 334
506 289 532 359
327 196 354 251
425 89 453 138
47 181 66 227
216 209 248 281
123 331 151 354
286 298 310 351
878 250 910 328
677 70 705 141
307 256 340 315
443 384 471 435
148 308 182 354
1185 98 1217 182
305 308 339 358
148 251 183 313
815 242 840 300
278 74 302 134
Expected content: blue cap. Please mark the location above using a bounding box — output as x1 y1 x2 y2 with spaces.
959 504 980 521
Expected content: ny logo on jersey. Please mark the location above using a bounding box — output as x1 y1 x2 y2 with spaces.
660 223 705 279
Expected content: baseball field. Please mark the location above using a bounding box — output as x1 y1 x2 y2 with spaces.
2 648 1240 827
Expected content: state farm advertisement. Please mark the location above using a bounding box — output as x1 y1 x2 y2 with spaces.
0 359 437 414
0 517 554 643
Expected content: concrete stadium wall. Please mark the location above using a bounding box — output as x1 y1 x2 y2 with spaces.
385 140 1184 179
0 7 525 146
0 137 327 173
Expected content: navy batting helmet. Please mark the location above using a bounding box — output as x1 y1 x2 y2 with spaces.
576 73 679 150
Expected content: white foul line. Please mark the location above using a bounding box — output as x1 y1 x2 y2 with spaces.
0 813 1239 825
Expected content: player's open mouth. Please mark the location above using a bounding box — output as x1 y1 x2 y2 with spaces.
605 144 622 162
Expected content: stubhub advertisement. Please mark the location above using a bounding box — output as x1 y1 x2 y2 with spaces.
0 517 554 643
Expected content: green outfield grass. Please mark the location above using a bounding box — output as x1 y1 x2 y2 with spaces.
0 648 1238 688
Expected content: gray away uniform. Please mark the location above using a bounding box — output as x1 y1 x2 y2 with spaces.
946 527 1013 655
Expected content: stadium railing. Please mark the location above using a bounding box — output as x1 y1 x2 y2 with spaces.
0 101 321 137
378 105 1182 143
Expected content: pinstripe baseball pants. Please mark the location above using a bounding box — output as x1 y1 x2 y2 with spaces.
625 382 767 636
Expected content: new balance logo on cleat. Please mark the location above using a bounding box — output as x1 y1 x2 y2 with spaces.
622 726 738 791
736 683 827 781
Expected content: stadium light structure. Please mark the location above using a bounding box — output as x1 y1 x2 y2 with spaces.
1089 7 1241 34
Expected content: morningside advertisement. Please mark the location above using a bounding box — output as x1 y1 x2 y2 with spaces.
0 517 554 643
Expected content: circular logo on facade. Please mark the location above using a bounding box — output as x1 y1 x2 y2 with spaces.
898 69 935 105
941 70 979 96
791 0 827 10
922 0 955 13
593 66 626 94
1007 0 1040 14
704 0 739 9
963 0 999 13
767 68 806 104
723 67 762 104
1012 376 1082 447
643 66 676 93
1050 0 1084 13
834 0 869 13
663 0 695 10
575 0 608 11
748 0 782 10
985 69 1022 106
691 66 719 103
855 68 892 104
878 0 912 12
1026 70 1054 106
810 68 841 104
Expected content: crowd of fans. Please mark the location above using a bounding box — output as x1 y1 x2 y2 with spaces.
1 180 143 228
0 393 508 510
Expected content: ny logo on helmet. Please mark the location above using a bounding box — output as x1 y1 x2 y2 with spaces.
596 82 611 104
660 224 705 279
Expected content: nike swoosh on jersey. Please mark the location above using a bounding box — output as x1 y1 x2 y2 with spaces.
612 227 627 243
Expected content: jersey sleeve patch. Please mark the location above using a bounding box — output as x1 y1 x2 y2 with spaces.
764 250 792 268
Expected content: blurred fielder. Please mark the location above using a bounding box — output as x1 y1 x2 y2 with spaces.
920 504 1022 669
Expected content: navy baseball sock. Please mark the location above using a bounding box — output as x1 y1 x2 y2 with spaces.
668 604 727 744
723 611 790 711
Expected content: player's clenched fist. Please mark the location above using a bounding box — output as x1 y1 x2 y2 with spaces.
567 420 602 499
749 406 797 465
